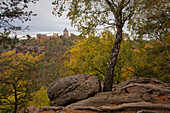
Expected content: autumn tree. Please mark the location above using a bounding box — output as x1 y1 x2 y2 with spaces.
130 0 170 67
65 30 170 84
52 0 141 91
122 40 170 83
0 50 44 113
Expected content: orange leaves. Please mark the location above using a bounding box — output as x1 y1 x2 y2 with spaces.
166 43 169 46
144 44 153 49
121 67 134 80
133 49 140 53
168 55 170 58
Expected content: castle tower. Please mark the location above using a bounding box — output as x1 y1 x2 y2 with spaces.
63 28 69 38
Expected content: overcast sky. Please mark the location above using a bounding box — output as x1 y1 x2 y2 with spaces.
14 0 79 37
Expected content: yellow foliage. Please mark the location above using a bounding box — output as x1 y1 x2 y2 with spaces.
64 31 115 80
27 87 50 108
141 48 146 52
0 50 44 80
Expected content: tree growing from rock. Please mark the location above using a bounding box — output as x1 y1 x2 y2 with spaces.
52 0 143 91
64 30 130 83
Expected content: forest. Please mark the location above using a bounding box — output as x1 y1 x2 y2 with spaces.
0 0 169 113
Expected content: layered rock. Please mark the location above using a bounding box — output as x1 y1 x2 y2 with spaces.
66 77 170 112
44 77 170 113
47 74 101 106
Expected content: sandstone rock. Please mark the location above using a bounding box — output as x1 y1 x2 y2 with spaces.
18 106 39 113
40 106 63 112
43 77 170 113
47 74 101 106
66 77 170 112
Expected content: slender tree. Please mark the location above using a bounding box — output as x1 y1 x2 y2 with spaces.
52 0 139 91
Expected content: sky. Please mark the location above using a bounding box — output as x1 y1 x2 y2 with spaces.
13 0 79 38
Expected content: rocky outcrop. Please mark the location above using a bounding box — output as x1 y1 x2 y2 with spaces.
44 77 170 113
66 77 170 112
47 74 101 106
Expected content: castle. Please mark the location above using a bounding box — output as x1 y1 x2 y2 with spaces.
16 28 78 56
37 28 72 40
63 28 69 38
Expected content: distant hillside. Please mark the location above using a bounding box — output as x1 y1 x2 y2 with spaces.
18 36 80 88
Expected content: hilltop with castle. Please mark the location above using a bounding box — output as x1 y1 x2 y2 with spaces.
16 28 78 56
36 28 77 40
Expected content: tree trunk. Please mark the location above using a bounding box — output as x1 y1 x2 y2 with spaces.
103 25 123 92
13 83 18 113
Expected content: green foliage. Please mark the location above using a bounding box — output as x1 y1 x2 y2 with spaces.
65 31 170 83
52 0 139 35
131 0 169 39
27 87 50 108
64 31 130 83
130 0 170 70
129 40 170 82
65 31 112 80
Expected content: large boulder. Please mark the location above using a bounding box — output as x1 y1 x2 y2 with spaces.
47 74 101 106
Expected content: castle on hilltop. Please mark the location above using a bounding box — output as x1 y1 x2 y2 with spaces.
37 28 75 40
63 28 69 38
16 28 78 57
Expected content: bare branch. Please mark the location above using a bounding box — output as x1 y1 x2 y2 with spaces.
123 11 134 25
110 0 118 8
2 95 13 105
122 0 130 9
104 0 117 16
94 67 105 76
